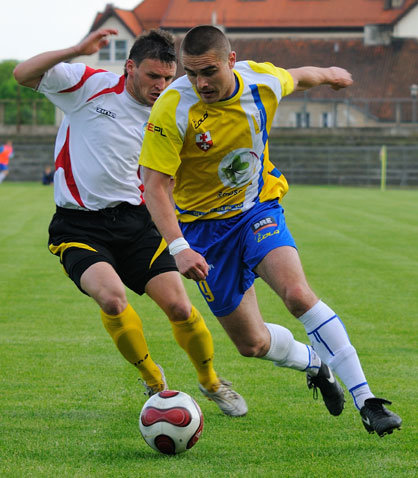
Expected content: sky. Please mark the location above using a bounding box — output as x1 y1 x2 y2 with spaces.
1 0 142 62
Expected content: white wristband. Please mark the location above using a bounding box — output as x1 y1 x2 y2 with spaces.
168 237 190 256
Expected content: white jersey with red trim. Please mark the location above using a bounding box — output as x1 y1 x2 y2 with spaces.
38 62 150 210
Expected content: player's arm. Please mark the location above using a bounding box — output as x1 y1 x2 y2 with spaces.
142 167 209 281
288 66 353 92
13 28 118 89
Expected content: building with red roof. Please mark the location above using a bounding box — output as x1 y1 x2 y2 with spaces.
77 0 418 127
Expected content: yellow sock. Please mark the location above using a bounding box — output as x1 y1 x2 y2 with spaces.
170 305 219 392
100 304 164 390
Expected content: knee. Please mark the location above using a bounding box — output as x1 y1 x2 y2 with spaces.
99 293 127 316
282 284 317 318
166 301 192 322
235 337 270 358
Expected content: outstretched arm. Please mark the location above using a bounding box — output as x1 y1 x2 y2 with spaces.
288 66 353 92
142 167 209 281
13 28 118 89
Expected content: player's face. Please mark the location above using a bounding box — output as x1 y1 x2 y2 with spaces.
182 49 236 104
126 58 177 106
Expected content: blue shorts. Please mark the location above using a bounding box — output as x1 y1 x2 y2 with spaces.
0 164 8 172
180 200 297 316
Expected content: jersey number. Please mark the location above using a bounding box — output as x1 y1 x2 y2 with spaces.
198 280 214 302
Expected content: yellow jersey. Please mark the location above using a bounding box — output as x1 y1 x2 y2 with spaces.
139 60 294 222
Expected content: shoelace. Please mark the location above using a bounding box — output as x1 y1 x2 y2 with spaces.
307 375 319 400
217 379 240 399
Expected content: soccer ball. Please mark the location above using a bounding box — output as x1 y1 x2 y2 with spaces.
139 390 204 455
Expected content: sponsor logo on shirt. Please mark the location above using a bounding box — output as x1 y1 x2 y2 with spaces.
251 216 277 233
96 107 116 118
217 189 242 198
192 111 208 129
145 122 167 137
196 131 213 151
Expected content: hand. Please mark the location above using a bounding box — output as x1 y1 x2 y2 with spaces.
327 67 353 90
174 248 209 281
74 28 118 57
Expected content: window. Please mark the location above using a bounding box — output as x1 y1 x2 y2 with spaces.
115 40 127 61
384 0 404 8
98 39 127 62
98 43 110 61
296 112 310 128
321 112 332 128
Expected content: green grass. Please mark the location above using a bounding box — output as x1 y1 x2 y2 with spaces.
0 183 417 478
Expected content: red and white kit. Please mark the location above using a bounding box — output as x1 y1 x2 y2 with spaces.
38 62 149 210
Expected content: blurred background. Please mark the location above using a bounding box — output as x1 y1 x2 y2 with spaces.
1 0 417 186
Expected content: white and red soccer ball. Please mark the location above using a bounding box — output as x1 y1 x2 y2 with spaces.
139 390 204 455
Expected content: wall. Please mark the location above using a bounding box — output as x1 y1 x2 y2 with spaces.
1 135 56 183
393 4 418 37
3 129 417 186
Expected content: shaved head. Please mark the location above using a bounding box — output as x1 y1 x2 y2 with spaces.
180 25 231 61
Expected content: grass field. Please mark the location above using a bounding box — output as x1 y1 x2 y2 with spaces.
0 183 417 477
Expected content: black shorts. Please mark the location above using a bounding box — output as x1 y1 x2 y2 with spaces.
48 203 177 295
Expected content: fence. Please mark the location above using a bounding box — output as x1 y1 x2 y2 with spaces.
6 139 418 186
1 97 418 131
0 99 55 129
270 144 418 186
280 97 418 128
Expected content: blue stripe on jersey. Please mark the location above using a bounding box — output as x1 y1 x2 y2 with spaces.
269 166 282 179
249 84 268 198
249 85 268 145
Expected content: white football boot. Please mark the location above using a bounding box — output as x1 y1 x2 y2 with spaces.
199 378 248 417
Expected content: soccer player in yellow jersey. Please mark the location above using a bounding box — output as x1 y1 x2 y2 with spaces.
140 25 402 436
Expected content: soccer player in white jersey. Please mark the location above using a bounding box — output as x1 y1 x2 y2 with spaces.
139 25 402 436
13 28 247 417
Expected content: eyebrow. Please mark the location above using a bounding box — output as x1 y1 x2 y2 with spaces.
147 72 175 79
184 65 217 75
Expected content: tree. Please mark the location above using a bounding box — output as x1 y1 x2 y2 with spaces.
0 60 54 125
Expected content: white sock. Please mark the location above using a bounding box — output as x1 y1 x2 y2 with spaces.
299 300 374 409
262 323 321 372
0 172 6 183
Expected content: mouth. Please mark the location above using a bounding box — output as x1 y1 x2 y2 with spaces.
198 90 216 100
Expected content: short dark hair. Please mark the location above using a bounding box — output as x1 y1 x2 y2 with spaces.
124 29 176 76
180 25 231 60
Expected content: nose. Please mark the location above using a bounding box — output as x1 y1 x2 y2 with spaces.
196 75 209 90
155 78 166 91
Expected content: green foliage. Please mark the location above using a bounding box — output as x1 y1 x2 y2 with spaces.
0 60 55 125
0 184 416 477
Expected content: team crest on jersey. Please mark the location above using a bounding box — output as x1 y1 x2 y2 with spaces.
195 131 213 151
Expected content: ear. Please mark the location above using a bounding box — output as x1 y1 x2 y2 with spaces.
228 51 236 69
125 59 136 75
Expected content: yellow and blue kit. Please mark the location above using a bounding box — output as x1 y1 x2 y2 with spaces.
140 60 297 315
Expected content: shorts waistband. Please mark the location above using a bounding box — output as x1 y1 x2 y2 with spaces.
56 202 144 216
